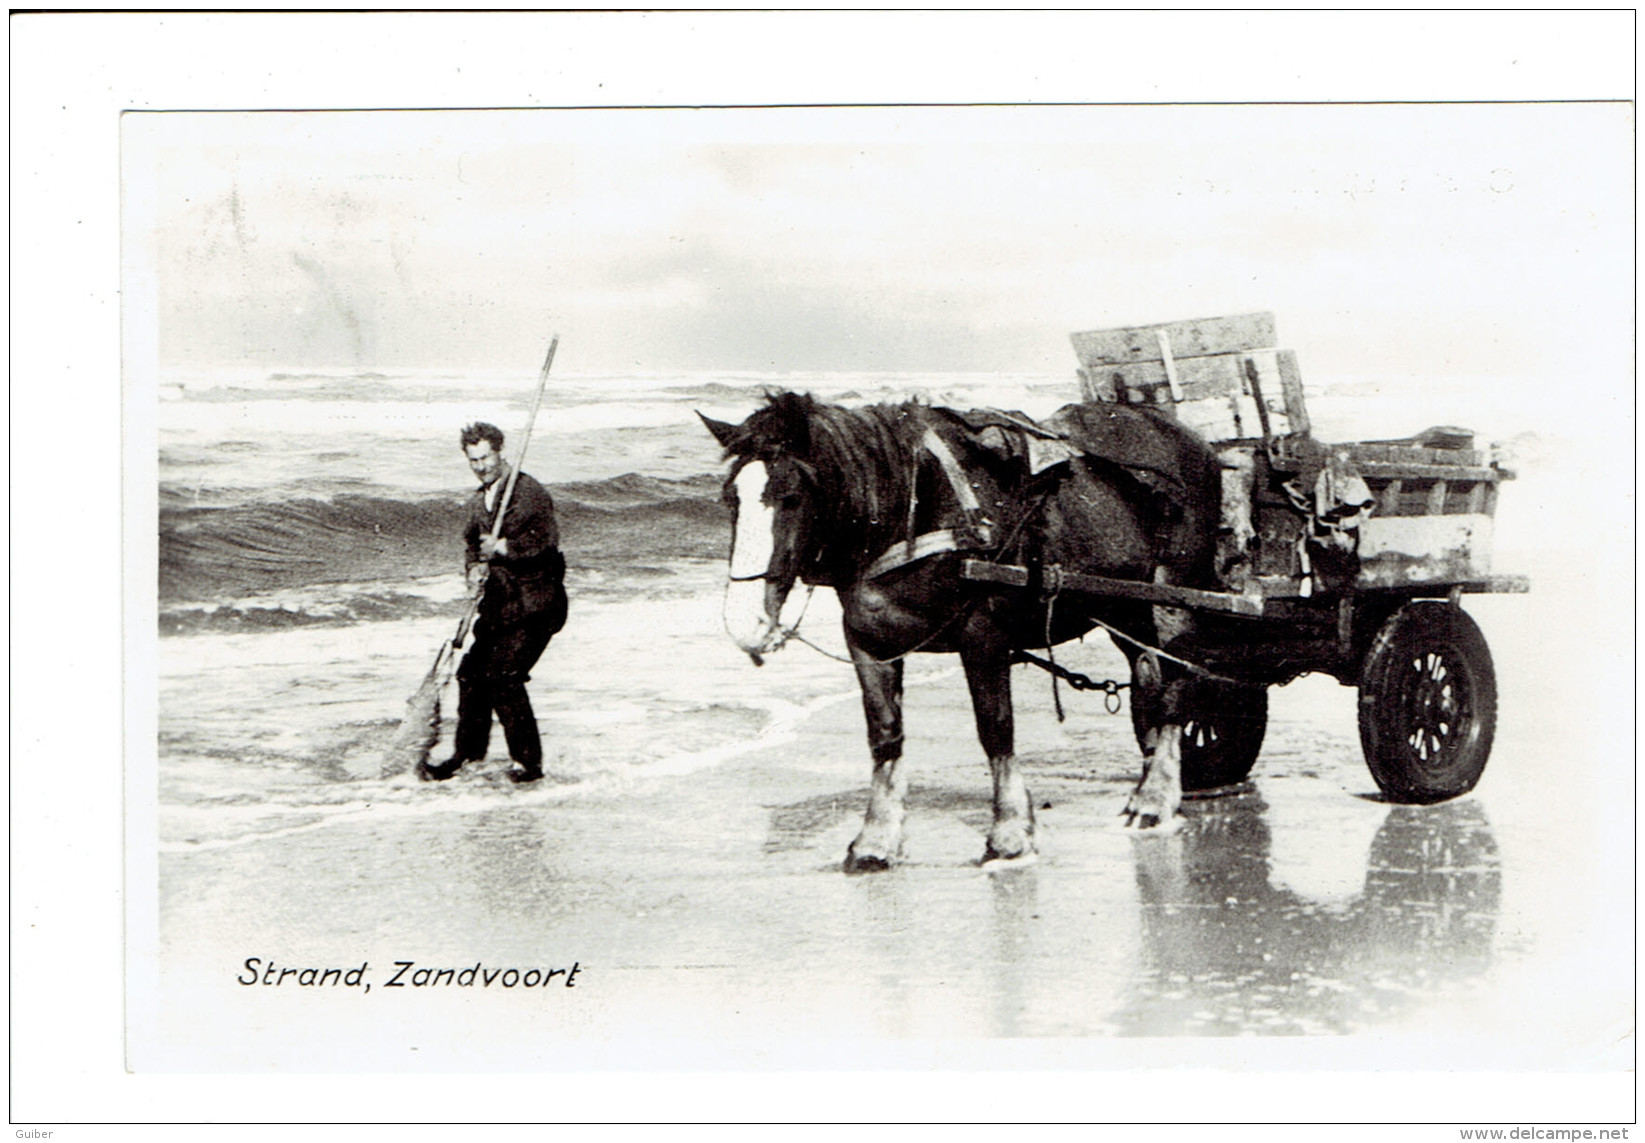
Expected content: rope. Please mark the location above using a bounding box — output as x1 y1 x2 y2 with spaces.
780 585 981 667
1043 563 1066 722
1081 612 1249 687
773 585 855 664
789 631 855 665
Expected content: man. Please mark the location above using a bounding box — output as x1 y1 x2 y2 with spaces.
419 422 566 784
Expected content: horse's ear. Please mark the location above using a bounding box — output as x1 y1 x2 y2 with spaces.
770 391 814 455
698 411 741 449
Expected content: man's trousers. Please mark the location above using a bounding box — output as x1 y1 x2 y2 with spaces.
453 610 554 769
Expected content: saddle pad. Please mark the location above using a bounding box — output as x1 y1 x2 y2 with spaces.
945 407 1079 474
1044 401 1207 493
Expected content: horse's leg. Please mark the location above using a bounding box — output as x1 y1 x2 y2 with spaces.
1124 678 1186 828
844 646 906 872
1125 599 1195 829
960 616 1036 863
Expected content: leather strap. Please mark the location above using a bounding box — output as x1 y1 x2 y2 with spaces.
862 429 994 581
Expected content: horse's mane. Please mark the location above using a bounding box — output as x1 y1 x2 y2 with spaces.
729 392 925 580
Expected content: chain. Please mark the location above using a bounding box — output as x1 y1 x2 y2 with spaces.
1011 650 1129 714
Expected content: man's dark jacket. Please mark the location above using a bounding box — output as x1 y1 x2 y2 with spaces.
464 470 567 634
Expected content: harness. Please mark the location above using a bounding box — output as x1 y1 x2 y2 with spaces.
860 428 994 581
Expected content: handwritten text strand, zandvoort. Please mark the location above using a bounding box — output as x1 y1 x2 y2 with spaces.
236 957 581 993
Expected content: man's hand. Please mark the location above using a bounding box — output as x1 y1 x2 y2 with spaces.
466 564 488 591
479 534 509 559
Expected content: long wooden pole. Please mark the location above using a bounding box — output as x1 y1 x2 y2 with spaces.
488 334 559 542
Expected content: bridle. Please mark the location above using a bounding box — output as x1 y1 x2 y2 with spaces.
723 453 818 586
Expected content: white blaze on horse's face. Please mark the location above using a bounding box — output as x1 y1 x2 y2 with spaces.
724 460 783 656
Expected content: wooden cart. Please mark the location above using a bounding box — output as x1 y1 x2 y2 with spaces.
963 313 1528 804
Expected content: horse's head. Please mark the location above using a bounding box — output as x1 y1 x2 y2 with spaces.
700 392 822 664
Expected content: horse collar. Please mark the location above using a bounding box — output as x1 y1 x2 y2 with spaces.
861 428 993 582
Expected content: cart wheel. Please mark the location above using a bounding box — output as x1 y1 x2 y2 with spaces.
1358 600 1497 804
1132 679 1268 792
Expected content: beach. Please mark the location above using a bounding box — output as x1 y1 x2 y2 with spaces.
139 368 1630 1076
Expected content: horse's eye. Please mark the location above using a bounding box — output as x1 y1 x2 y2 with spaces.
781 493 802 509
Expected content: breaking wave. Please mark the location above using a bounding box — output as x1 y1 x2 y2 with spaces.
159 472 728 610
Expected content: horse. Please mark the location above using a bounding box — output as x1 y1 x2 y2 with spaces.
701 391 1227 871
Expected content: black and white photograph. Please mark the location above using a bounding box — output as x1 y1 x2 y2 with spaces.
13 10 1636 1131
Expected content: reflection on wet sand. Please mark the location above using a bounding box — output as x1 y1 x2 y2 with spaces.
985 866 1039 1037
1118 792 1500 1036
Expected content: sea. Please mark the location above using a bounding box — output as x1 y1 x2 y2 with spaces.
155 362 1570 855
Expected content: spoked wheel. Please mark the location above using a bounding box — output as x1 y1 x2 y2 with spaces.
1358 600 1497 804
1132 678 1269 792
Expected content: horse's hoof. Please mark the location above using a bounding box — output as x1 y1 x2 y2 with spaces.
980 850 1038 871
843 850 894 874
845 827 902 873
1124 787 1179 828
507 764 543 784
982 828 1035 866
1125 811 1183 834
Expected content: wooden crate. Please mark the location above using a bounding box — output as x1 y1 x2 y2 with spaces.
1347 440 1509 589
1252 433 1514 595
1070 312 1308 440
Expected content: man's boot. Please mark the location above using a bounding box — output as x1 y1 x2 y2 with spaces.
507 761 543 784
418 757 468 781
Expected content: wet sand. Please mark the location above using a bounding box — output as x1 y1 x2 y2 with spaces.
144 544 1631 1082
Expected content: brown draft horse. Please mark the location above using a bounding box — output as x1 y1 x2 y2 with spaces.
702 391 1228 870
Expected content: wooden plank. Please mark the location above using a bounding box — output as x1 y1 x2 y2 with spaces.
1085 349 1298 441
1377 478 1404 518
1356 461 1503 483
1275 349 1310 436
1465 575 1530 594
1176 394 1257 442
962 559 1029 588
1347 576 1529 597
959 559 1267 617
1076 367 1117 403
1060 570 1269 617
1253 574 1306 599
1088 348 1269 397
1253 594 1340 620
1348 442 1484 467
1427 479 1449 516
1070 312 1276 367
1357 514 1494 586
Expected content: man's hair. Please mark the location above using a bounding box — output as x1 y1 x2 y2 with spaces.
460 422 505 452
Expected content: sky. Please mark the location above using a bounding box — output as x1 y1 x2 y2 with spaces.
129 102 1631 383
